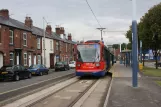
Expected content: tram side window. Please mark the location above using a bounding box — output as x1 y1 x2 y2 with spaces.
103 48 108 61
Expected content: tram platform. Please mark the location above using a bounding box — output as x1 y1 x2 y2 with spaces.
107 62 161 107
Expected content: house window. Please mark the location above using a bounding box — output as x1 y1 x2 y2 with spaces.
37 38 40 49
50 40 52 51
66 43 67 52
56 41 59 51
24 52 27 66
9 30 13 44
38 55 41 64
23 33 27 46
10 52 14 65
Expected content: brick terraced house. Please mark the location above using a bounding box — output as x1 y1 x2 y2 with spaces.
0 9 76 68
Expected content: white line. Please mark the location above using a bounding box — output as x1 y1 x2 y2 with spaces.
103 78 113 107
0 73 73 95
72 79 101 107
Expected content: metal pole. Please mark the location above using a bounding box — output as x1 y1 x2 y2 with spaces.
43 17 46 65
97 28 106 41
132 0 138 87
140 40 142 63
101 29 103 41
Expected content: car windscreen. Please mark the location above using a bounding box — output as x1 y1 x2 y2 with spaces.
29 65 39 69
56 62 63 65
0 66 12 71
77 44 100 62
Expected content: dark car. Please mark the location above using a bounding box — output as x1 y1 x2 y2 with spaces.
55 61 70 71
28 64 49 76
0 65 32 81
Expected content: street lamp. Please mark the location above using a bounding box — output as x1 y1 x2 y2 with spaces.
97 28 106 41
42 17 51 66
132 0 138 87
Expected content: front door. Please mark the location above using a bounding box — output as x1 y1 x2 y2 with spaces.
0 53 3 68
16 53 19 65
29 53 32 66
50 54 54 68
34 55 36 65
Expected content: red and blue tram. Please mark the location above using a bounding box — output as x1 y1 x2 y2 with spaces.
75 40 114 77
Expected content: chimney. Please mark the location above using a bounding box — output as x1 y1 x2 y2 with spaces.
25 17 33 28
46 25 52 35
55 26 61 35
60 27 65 34
0 9 9 19
68 33 72 41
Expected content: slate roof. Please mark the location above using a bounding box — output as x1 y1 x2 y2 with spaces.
0 16 76 44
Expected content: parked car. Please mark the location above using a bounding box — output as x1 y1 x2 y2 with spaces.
28 64 49 76
69 61 76 68
0 65 32 81
55 61 70 71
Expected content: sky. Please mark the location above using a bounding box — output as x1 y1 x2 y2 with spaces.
0 0 160 45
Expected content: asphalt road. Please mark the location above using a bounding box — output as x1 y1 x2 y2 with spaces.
0 69 75 94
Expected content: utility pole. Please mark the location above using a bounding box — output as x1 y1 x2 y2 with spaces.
43 17 46 66
132 0 138 87
97 28 106 41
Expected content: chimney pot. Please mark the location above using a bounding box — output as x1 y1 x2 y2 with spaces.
25 16 33 28
46 25 52 35
0 9 9 19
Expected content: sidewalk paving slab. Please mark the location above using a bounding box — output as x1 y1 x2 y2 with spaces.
107 63 161 107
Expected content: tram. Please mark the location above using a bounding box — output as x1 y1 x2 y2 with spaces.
75 40 114 77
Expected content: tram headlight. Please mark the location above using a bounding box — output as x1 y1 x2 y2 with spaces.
96 63 100 67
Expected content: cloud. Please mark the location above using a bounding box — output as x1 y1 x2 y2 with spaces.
0 0 160 45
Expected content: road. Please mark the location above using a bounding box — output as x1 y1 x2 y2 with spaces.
0 69 75 94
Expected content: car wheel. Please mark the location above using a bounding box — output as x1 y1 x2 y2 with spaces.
28 73 32 78
39 72 43 76
64 68 67 71
46 71 49 75
14 75 20 81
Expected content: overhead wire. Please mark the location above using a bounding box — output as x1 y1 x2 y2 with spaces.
85 0 102 28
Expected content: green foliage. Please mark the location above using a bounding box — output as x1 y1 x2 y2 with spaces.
143 67 161 77
125 2 161 50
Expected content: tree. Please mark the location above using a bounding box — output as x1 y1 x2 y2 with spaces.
125 2 161 68
112 44 119 49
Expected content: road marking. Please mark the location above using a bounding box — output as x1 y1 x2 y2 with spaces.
103 78 113 107
0 73 74 96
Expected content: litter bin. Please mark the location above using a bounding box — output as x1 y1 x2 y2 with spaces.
139 63 143 70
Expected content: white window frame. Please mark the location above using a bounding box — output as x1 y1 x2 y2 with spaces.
37 38 40 49
23 33 27 46
10 52 14 65
37 55 41 64
9 30 14 44
56 41 59 51
24 52 27 66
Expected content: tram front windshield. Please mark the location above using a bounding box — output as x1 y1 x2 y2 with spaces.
77 44 100 62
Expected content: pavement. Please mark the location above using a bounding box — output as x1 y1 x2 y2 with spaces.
107 63 161 107
0 69 74 94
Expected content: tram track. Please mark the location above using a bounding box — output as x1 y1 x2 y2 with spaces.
3 74 112 107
